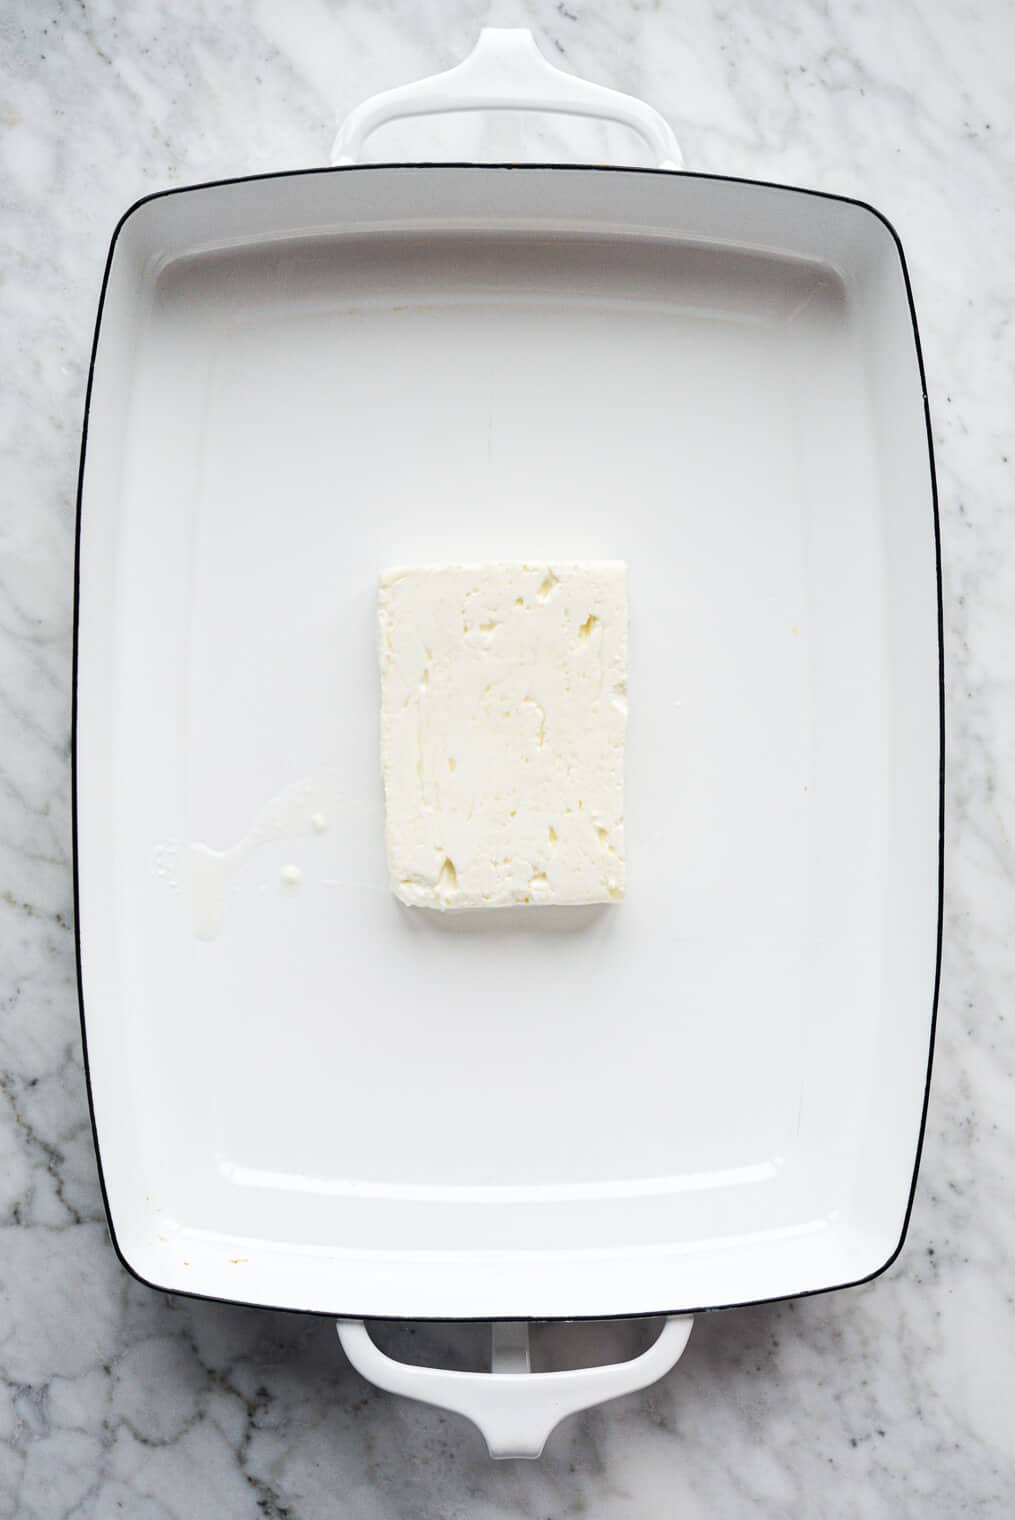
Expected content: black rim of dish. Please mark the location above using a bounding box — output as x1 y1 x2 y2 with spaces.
71 162 945 1323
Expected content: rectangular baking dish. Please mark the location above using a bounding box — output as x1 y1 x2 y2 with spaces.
74 28 941 1457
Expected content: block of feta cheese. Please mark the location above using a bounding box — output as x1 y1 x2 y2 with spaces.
378 562 627 910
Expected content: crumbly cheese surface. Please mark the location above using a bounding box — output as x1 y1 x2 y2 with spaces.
379 562 627 910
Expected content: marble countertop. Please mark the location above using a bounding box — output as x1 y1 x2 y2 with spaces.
2 1 1013 1514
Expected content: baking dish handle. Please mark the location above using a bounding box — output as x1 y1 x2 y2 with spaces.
331 27 682 170
336 1315 693 1459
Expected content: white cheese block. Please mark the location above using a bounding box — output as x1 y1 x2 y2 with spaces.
378 562 627 910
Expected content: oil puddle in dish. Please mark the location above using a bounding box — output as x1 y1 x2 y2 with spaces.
171 769 350 941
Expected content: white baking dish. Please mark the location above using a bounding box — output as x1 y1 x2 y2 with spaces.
73 30 942 1456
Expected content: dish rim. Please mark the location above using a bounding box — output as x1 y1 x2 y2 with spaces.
71 161 944 1322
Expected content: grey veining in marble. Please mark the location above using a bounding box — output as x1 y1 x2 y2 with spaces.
2 0 1014 1515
